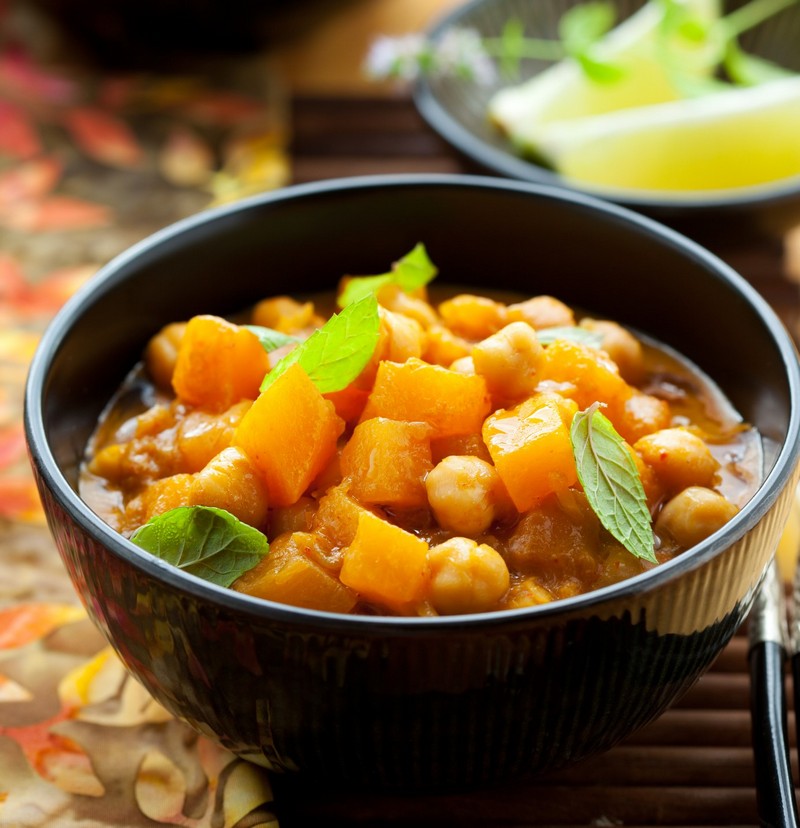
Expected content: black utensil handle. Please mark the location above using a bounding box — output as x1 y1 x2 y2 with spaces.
750 641 798 828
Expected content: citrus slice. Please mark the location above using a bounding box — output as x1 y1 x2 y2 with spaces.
532 75 800 191
488 0 721 137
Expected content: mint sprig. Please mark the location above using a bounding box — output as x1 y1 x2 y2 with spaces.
337 243 438 307
570 404 656 563
537 326 604 348
131 506 269 587
261 294 380 394
243 325 301 353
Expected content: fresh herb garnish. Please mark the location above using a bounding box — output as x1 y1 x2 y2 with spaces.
337 243 438 308
570 403 657 563
537 326 605 348
243 325 301 353
261 294 381 393
559 2 626 82
130 506 269 587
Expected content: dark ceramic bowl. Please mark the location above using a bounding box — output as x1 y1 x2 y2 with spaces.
414 0 800 221
24 174 800 790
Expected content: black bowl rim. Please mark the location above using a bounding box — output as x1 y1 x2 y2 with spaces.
24 172 800 634
413 0 800 214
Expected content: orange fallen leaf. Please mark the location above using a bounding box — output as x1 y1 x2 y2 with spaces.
1 195 112 232
0 422 26 468
0 475 45 522
30 264 98 311
0 155 62 208
64 106 144 169
0 604 85 649
0 255 29 302
0 98 41 159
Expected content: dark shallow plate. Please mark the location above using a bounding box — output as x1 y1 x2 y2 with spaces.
414 0 800 219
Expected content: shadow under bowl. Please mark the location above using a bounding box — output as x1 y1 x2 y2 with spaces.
24 174 800 790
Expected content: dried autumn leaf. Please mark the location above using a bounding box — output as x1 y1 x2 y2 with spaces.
0 155 62 208
0 98 41 159
1 195 112 232
0 256 29 301
64 106 144 169
31 264 98 311
0 604 85 650
0 475 45 522
0 48 77 107
0 423 26 468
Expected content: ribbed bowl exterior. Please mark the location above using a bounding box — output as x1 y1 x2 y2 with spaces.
24 176 800 790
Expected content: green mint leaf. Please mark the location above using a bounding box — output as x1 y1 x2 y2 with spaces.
392 242 438 290
723 40 795 85
261 294 380 394
131 506 269 588
337 243 437 307
537 326 605 348
560 1 616 56
243 325 301 353
570 404 657 563
499 17 526 78
576 53 627 83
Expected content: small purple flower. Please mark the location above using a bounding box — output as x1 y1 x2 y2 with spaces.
364 34 431 81
434 28 498 85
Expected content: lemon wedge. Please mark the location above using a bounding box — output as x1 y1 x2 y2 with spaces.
532 75 800 192
488 0 721 136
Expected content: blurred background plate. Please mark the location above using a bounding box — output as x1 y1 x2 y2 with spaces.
413 0 800 221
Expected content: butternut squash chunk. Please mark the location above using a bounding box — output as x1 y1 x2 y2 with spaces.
340 510 430 610
360 358 491 438
483 398 578 512
234 363 344 507
234 531 357 613
340 418 432 509
172 315 269 412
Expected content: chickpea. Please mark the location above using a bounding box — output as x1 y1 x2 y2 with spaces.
145 322 187 391
377 307 426 363
449 356 476 375
634 428 719 493
424 324 471 366
188 446 269 528
377 283 439 328
506 295 574 329
425 455 503 536
656 486 738 547
427 537 510 615
439 294 507 340
580 318 644 382
251 296 323 334
472 322 542 401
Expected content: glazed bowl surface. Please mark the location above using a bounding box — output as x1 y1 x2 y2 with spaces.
414 0 800 222
24 174 800 790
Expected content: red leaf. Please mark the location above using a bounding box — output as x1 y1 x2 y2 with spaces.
0 155 62 208
0 47 77 107
30 264 97 311
0 98 41 159
0 423 26 468
64 106 144 169
0 255 29 301
0 475 44 522
0 195 112 232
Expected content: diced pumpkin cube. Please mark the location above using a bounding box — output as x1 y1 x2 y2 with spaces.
234 531 357 613
177 400 251 472
340 510 430 610
430 432 492 464
360 358 491 438
312 483 386 552
340 418 432 509
537 339 632 415
172 315 269 412
234 363 344 507
324 385 370 423
483 399 578 512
